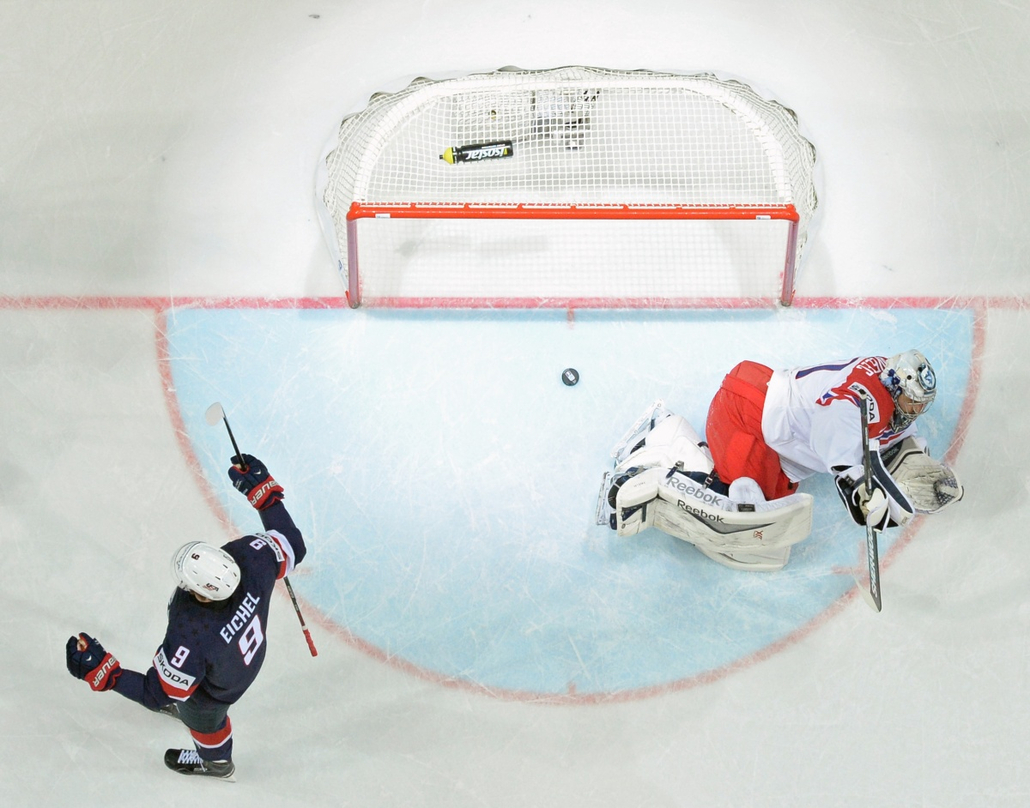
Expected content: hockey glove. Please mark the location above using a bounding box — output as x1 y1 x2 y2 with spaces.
834 472 891 531
857 486 889 531
228 454 284 510
883 436 965 514
66 633 122 691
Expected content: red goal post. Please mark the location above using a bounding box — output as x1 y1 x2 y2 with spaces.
319 67 817 308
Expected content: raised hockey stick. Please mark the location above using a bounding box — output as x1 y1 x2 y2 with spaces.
204 401 244 463
857 393 883 613
204 402 318 656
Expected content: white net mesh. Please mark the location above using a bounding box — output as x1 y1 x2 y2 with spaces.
321 67 817 306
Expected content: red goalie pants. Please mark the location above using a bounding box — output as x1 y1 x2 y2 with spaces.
704 361 798 501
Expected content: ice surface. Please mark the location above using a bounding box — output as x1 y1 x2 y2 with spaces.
2 2 1029 807
165 306 973 698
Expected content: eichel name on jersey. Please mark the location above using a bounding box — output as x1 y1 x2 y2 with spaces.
112 501 306 711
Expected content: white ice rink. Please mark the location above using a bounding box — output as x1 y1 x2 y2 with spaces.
3 2 1029 806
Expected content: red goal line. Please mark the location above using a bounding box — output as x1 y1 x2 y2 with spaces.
0 295 1025 313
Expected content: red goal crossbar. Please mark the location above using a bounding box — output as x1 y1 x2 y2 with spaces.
345 203 801 309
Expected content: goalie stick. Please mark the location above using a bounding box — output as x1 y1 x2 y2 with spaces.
857 393 882 613
204 402 318 656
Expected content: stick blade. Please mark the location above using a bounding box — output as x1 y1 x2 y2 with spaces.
854 529 883 612
204 402 225 426
855 579 883 612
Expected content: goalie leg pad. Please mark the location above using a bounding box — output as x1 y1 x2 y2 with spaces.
652 475 813 556
696 545 793 572
601 405 814 570
611 400 672 465
604 463 813 555
614 413 714 476
608 467 664 535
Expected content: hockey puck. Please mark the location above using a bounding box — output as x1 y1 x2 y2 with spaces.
561 368 580 386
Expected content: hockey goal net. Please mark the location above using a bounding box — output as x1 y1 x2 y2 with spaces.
319 67 817 308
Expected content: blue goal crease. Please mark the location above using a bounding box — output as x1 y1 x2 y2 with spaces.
164 306 974 697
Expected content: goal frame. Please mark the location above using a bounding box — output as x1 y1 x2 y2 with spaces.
320 67 817 309
344 202 801 308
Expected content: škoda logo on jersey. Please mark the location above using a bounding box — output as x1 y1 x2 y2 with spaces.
154 647 197 691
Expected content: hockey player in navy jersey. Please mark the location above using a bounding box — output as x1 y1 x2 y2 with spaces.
65 454 305 780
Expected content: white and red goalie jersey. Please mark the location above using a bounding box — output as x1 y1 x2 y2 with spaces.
764 356 961 528
763 356 911 481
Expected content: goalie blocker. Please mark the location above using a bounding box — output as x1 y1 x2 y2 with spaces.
597 403 814 571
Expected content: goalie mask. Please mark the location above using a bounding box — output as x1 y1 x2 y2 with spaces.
880 350 936 432
171 541 241 601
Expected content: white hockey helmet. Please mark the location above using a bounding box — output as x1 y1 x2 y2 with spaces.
171 541 241 601
880 349 937 431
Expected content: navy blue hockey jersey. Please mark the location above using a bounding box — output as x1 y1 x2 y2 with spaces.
153 532 291 704
113 501 305 711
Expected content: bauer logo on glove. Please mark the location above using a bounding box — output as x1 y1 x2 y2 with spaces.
66 632 122 691
227 454 284 510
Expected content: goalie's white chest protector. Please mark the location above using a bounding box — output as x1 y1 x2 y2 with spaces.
762 356 915 481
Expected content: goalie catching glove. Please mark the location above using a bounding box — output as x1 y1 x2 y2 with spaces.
228 454 284 510
66 633 122 691
880 437 964 513
834 436 964 529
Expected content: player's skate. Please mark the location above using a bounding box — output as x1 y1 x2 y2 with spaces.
164 748 236 781
156 702 180 721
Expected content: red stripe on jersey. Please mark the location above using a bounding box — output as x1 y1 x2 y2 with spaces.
190 716 233 749
865 383 898 440
158 676 196 701
816 357 897 439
